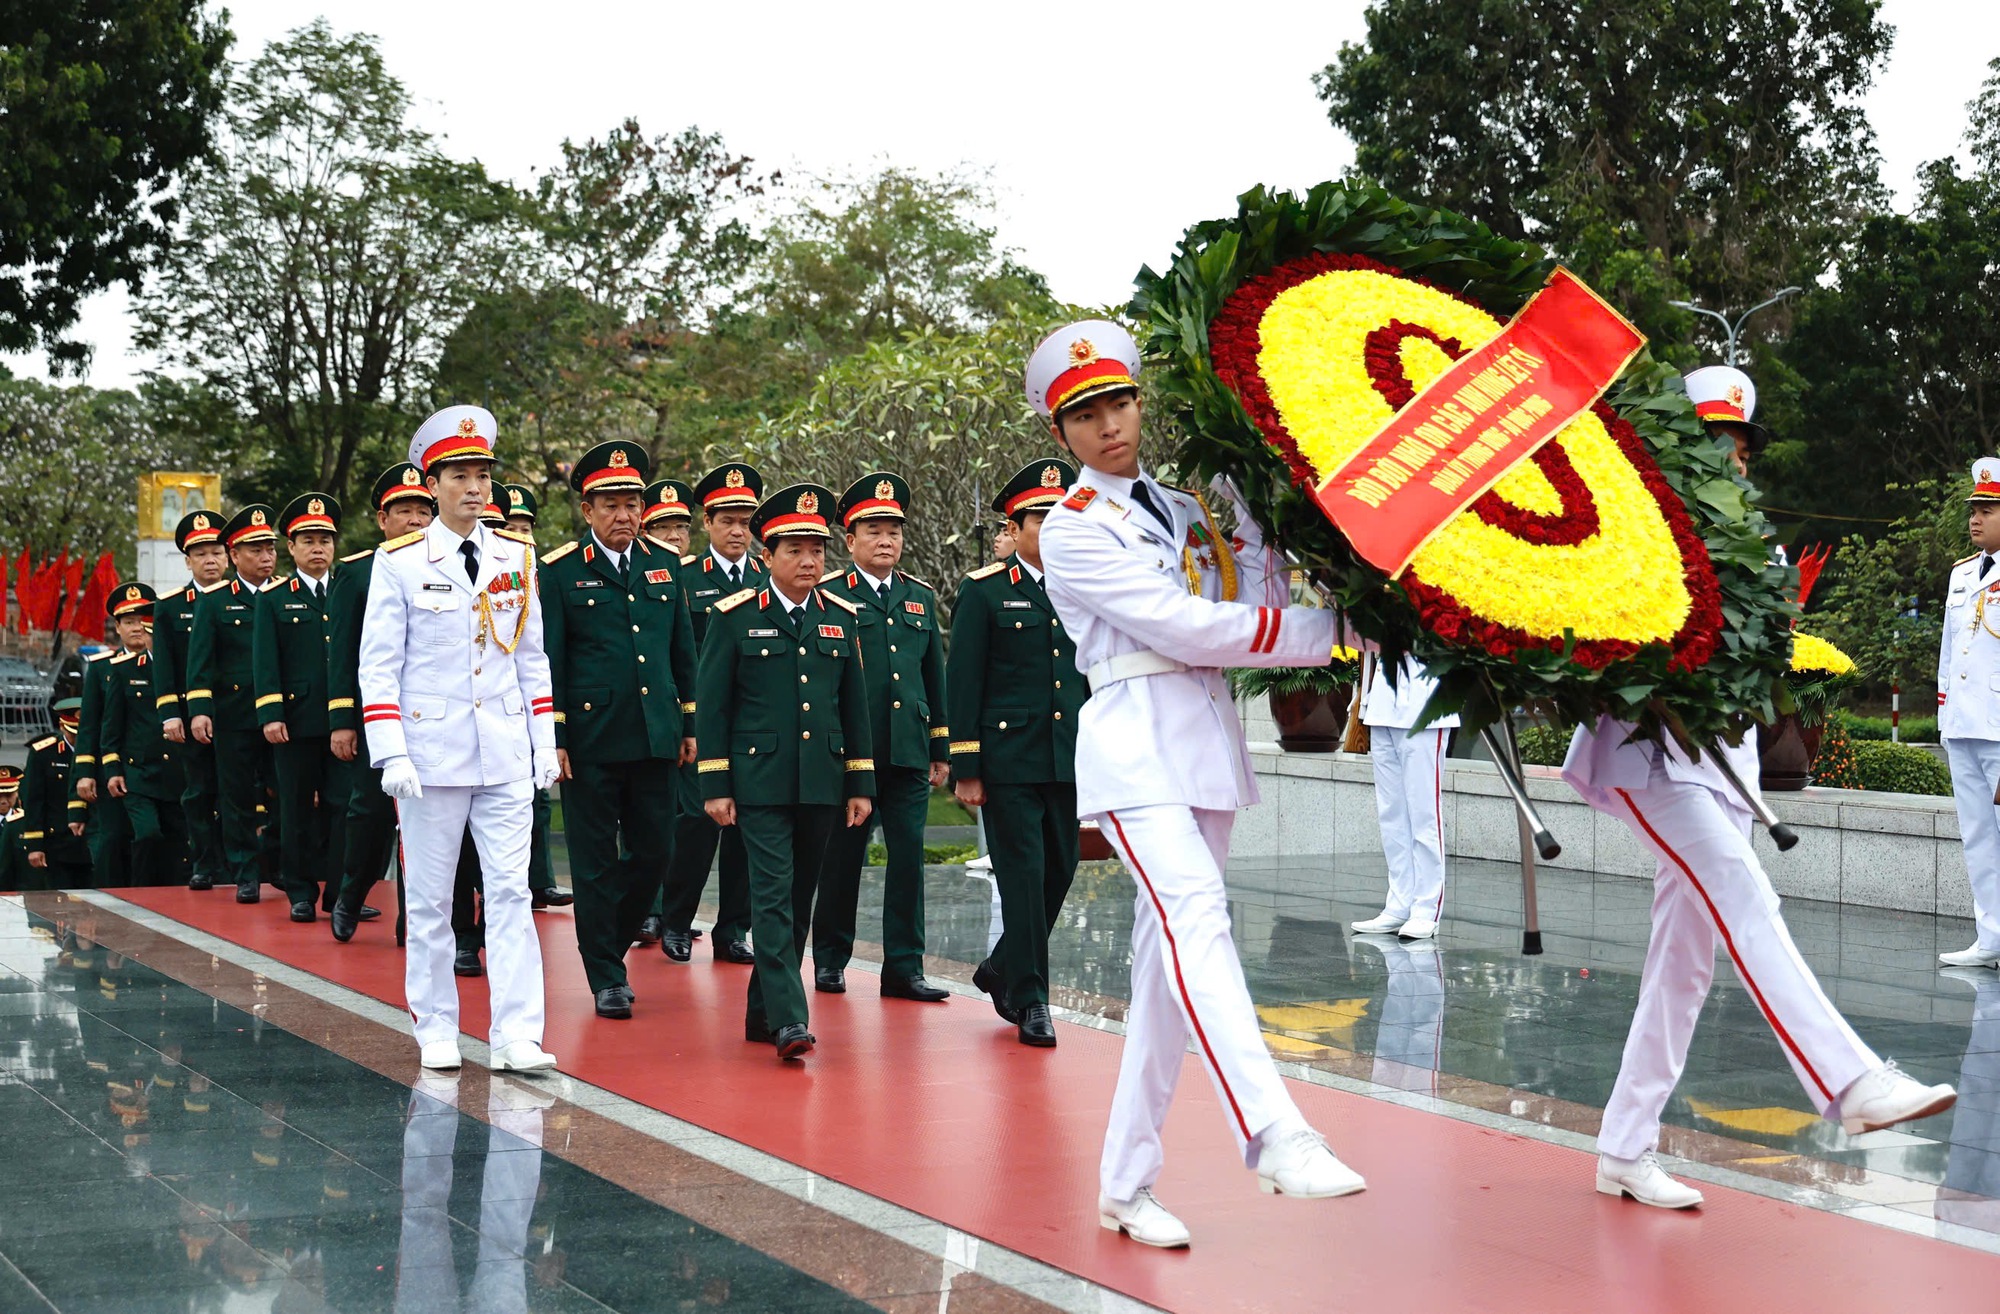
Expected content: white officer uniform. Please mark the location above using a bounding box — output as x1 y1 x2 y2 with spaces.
1029 321 1360 1220
1359 656 1459 929
1686 365 1786 565
1938 459 2000 963
360 406 557 1060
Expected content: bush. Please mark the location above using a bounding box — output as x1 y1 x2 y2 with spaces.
1514 722 1571 767
1812 718 1862 789
868 842 978 865
1850 741 1953 796
1836 710 1939 743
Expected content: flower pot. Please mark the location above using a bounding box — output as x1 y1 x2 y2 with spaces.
1757 712 1824 792
1268 685 1354 753
1079 821 1114 862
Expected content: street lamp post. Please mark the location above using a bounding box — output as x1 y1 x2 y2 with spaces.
1668 288 1803 366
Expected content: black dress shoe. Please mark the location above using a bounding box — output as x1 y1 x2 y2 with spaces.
357 906 380 921
532 885 574 909
815 966 846 993
1017 1002 1057 1048
454 948 483 977
716 939 754 965
235 885 260 904
745 1014 774 1044
595 987 633 1019
330 906 358 943
881 973 949 1002
188 874 214 891
774 1024 815 1060
290 902 316 923
634 914 662 946
972 958 1021 1025
660 930 692 962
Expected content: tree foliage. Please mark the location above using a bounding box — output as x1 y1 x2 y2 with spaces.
1317 0 1892 355
134 21 520 508
0 0 231 371
1810 479 1962 704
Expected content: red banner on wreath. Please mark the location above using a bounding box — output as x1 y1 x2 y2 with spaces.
1316 268 1644 577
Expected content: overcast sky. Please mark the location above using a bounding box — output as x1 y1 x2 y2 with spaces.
11 0 1997 388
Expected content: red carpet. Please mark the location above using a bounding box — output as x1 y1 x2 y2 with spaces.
115 887 2000 1314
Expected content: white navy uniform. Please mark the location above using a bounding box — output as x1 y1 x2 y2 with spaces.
1562 718 1878 1157
1939 548 2000 956
1041 463 1339 1199
360 516 555 1052
1360 656 1459 923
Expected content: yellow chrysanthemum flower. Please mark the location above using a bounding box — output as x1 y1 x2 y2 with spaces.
1791 632 1855 675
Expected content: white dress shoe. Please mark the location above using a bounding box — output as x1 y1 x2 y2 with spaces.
1836 1061 1955 1134
419 1040 461 1070
491 1040 559 1073
1350 912 1406 935
1595 1151 1703 1208
1939 945 2000 968
1256 1125 1366 1198
1098 1188 1190 1248
966 854 994 872
1397 917 1439 941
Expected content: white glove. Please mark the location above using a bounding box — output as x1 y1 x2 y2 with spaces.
531 750 561 791
381 756 424 800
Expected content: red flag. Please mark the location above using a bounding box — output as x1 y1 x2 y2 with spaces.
68 553 117 638
28 551 65 632
54 556 84 634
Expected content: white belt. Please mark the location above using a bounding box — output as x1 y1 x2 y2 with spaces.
1086 650 1190 686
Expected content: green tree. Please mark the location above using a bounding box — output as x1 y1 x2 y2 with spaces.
1811 480 1962 705
1316 0 1891 353
134 21 521 509
0 0 231 371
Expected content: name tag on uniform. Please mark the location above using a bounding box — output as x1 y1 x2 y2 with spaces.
422 582 453 592
694 588 720 599
573 579 604 589
748 628 779 637
903 601 925 615
645 569 672 584
1001 600 1032 609
818 625 845 638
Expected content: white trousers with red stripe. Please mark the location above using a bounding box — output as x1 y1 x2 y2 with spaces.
1586 761 1878 1159
1369 726 1448 921
1096 805 1303 1201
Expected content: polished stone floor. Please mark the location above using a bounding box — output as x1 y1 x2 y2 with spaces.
3 818 1998 1311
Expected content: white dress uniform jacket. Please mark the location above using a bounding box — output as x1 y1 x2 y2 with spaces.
1041 467 1337 817
1360 655 1461 730
1939 553 2000 742
358 519 556 780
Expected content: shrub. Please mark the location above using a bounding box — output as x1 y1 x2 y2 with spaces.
1812 718 1862 789
1837 710 1939 743
869 842 979 865
1850 741 1953 796
1514 722 1571 767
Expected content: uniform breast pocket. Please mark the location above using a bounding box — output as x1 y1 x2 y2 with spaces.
983 707 1038 734
816 638 847 660
1001 611 1047 634
740 638 781 659
407 698 448 765
414 597 461 645
733 732 776 758
571 685 612 714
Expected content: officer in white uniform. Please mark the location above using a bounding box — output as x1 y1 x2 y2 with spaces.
1686 365 1786 563
1937 458 2000 968
1563 710 1954 1208
1349 655 1459 940
359 405 560 1074
1031 320 1365 1250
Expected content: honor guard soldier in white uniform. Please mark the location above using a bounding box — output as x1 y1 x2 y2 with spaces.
1349 655 1458 940
359 404 559 1075
1031 320 1366 1249
1938 459 2000 969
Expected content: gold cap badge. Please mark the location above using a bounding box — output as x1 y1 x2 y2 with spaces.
874 479 895 500
1040 465 1062 487
193 513 210 528
509 487 524 506
125 587 140 601
1726 384 1745 409
457 417 478 436
609 449 629 467
725 469 745 488
1068 337 1098 368
307 497 325 515
798 491 819 515
250 509 266 526
402 468 421 485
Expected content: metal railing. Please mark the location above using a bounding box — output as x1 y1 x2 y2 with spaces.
0 683 54 745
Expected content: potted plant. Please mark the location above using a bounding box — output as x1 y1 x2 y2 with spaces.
1229 648 1363 752
1760 632 1859 790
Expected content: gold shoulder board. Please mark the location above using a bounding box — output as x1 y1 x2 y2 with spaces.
713 588 758 613
541 541 580 565
966 560 1007 580
821 591 860 616
382 531 425 552
495 528 535 545
30 737 56 751
341 549 373 563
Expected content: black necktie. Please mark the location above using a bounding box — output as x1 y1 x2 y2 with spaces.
615 552 629 585
460 540 478 583
1131 480 1173 537
727 563 742 588
877 580 890 605
1983 556 1995 580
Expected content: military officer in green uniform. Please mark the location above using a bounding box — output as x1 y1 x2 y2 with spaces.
698 483 875 1060
327 465 431 940
949 459 1087 1046
71 618 135 888
540 442 698 1018
502 483 572 910
155 510 232 890
21 699 91 887
186 504 281 903
810 472 951 1000
100 584 191 887
635 476 697 941
0 765 25 893
660 462 766 964
254 493 342 921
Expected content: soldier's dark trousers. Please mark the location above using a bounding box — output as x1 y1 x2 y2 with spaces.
332 759 397 916
273 735 334 909
211 728 267 893
983 781 1080 1012
563 757 677 993
529 788 554 890
813 764 930 978
739 803 837 1032
126 790 192 888
453 829 483 953
662 760 750 945
86 795 132 888
178 739 223 886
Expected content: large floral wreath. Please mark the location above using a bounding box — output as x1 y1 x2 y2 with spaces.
1133 182 1795 748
